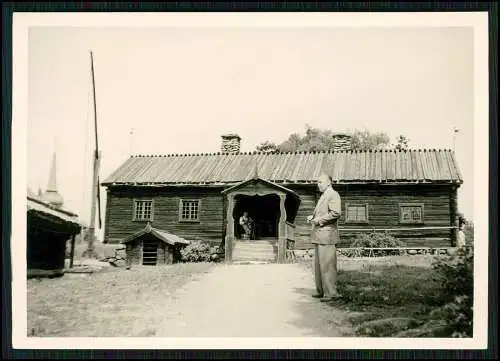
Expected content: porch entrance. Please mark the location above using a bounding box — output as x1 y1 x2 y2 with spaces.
233 194 280 240
222 176 301 263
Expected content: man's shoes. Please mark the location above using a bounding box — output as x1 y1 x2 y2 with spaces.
320 294 343 302
312 294 323 298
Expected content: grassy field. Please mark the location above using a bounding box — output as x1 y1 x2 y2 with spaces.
30 244 457 338
27 262 216 337
300 254 453 337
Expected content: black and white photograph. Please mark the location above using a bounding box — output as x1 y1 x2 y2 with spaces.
10 11 489 350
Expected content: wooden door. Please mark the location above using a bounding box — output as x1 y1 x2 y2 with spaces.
142 239 158 265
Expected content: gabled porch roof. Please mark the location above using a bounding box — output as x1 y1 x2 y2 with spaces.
121 222 190 246
221 176 300 201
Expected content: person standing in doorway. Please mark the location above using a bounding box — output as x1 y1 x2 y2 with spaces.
307 173 343 302
239 212 254 240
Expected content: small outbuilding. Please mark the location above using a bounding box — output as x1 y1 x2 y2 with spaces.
27 196 82 278
27 152 82 277
121 222 190 266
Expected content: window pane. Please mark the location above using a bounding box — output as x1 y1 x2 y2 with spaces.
347 207 356 221
411 208 421 222
135 202 143 219
401 206 422 222
357 206 366 221
181 200 199 220
347 205 366 222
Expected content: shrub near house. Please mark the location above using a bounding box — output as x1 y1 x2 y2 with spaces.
429 245 474 337
180 240 223 263
349 232 407 256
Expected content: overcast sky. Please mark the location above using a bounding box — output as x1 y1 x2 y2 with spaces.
25 18 479 235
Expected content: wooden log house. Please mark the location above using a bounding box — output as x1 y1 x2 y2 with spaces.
101 134 463 263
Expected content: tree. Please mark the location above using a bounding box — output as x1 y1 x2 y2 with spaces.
255 140 279 153
350 129 391 151
394 135 410 151
255 124 395 153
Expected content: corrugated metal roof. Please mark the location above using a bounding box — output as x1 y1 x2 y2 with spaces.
102 149 463 186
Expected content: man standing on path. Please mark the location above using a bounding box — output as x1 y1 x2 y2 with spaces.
307 173 343 302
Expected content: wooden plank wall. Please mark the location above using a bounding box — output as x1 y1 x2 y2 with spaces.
126 240 142 265
126 240 175 265
289 184 455 249
105 187 225 244
105 183 455 250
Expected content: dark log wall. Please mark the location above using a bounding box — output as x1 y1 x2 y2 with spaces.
104 183 456 250
126 239 141 265
105 187 225 244
27 213 80 272
449 185 459 246
27 230 68 270
283 186 317 249
288 184 455 249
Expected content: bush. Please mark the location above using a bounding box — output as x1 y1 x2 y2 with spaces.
180 240 222 263
349 232 407 256
430 246 474 337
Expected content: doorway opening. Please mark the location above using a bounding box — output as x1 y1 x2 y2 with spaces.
142 238 159 265
233 194 280 240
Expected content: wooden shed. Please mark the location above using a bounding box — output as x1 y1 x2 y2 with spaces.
101 135 463 263
121 222 190 266
27 196 82 278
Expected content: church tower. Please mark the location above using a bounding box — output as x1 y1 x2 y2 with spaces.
41 152 64 208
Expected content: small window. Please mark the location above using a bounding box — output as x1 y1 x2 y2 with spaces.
179 199 200 222
345 203 369 223
133 200 153 221
399 203 424 224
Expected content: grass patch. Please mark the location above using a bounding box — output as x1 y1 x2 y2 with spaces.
338 264 442 307
27 262 216 337
337 262 447 336
299 255 451 337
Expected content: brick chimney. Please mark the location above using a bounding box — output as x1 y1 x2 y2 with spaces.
221 133 241 154
331 133 353 151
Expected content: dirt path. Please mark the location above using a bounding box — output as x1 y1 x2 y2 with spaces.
153 263 354 337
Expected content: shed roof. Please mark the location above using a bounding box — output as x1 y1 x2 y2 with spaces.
27 196 82 227
121 223 191 246
102 149 463 187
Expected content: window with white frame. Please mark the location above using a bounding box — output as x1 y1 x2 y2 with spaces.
399 203 424 224
179 199 200 222
345 203 369 223
133 200 153 221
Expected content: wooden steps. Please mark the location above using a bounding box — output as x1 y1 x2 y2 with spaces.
232 240 277 263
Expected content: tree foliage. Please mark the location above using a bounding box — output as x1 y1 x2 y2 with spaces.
255 124 409 153
350 129 390 151
394 135 410 151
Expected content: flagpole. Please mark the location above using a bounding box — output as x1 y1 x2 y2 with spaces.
82 50 101 259
130 128 135 155
453 127 459 152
